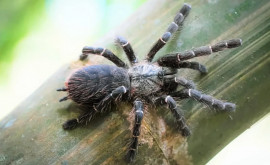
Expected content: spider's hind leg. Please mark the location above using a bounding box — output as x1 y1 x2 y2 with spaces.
94 86 128 113
80 46 128 68
62 86 128 130
62 110 97 130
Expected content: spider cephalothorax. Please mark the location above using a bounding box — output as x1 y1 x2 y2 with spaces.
57 3 242 162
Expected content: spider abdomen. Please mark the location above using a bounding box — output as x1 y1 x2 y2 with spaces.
67 65 130 106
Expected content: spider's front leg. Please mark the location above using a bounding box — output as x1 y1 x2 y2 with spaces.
163 75 235 111
155 95 191 136
164 75 196 89
170 89 236 111
157 39 242 73
174 61 208 74
126 100 144 162
62 86 128 130
115 36 138 65
146 3 191 62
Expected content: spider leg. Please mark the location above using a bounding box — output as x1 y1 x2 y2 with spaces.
80 46 128 68
146 3 191 62
170 89 236 111
157 39 242 71
164 75 196 89
115 36 138 65
126 100 144 163
155 95 191 136
62 110 96 130
94 86 128 113
176 61 208 74
62 86 128 130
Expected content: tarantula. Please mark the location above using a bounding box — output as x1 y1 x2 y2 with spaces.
57 3 242 162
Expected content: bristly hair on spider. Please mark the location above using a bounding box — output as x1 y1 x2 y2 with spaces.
57 3 242 163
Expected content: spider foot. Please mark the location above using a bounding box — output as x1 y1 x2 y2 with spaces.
222 102 236 112
79 53 88 61
198 63 208 74
180 126 191 137
62 119 78 130
125 150 136 163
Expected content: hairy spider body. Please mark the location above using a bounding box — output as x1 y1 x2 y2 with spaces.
66 65 129 106
129 63 163 96
57 3 242 162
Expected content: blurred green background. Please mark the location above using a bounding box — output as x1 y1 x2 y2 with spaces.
0 0 146 119
0 0 269 164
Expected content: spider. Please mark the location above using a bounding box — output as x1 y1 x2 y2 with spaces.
57 3 242 162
